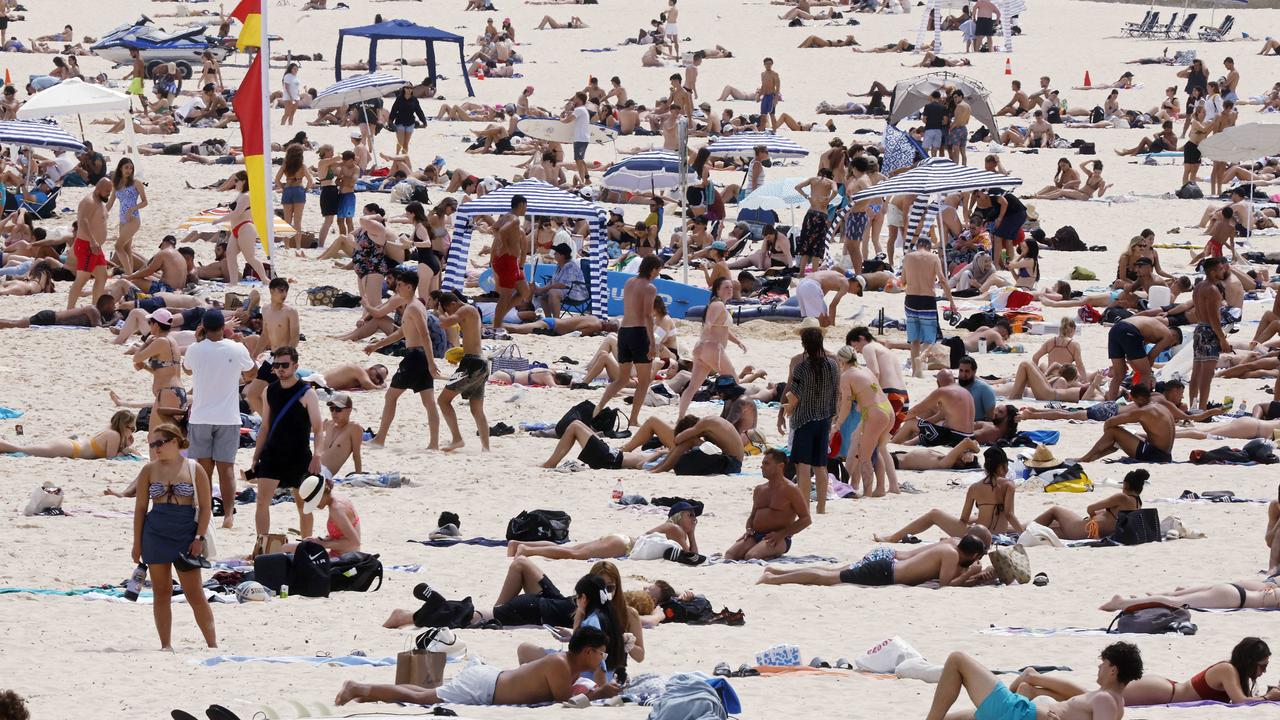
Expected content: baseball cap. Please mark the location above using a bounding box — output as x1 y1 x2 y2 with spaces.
148 308 174 326
350 130 363 139
610 206 624 216
328 393 353 410
201 309 225 331
710 240 727 251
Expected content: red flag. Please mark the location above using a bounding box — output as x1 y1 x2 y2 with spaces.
233 53 263 157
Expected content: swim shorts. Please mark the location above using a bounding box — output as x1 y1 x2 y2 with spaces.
838 546 896 586
760 93 778 116
29 309 57 326
446 354 489 400
795 277 826 319
974 17 997 37
974 682 1037 720
884 388 909 433
905 294 940 344
492 254 521 289
1085 401 1119 422
391 347 434 393
336 192 356 219
578 434 624 470
319 185 339 216
917 418 974 447
751 530 793 553
1192 322 1221 363
1134 440 1173 464
1106 321 1147 361
72 238 109 273
843 210 869 241
797 209 829 259
947 126 968 148
673 448 744 476
147 279 175 294
435 662 502 705
617 326 651 364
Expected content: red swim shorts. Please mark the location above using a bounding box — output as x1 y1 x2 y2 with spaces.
73 238 109 273
493 254 521 289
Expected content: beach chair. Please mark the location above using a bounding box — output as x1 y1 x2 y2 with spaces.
4 187 59 219
557 258 594 316
1166 13 1197 40
1144 12 1176 38
1120 11 1156 37
735 207 780 241
1199 15 1233 42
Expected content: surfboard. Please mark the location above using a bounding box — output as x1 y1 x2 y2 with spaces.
476 261 709 319
517 117 617 145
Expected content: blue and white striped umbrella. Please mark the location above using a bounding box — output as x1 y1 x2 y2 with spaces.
738 176 810 211
706 131 808 159
601 150 681 191
850 157 1021 202
314 72 409 110
0 120 85 152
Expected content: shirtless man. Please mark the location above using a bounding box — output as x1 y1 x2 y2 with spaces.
317 362 389 391
847 326 909 432
665 0 680 56
757 532 988 587
757 57 781 131
793 269 864 327
319 393 363 478
65 178 111 310
842 156 874 270
948 90 972 165
335 627 620 707
794 168 837 271
491 194 531 333
902 236 957 377
894 369 976 445
505 315 618 337
1104 315 1181 400
432 290 489 452
335 151 359 236
365 270 441 449
1189 257 1231 410
540 418 664 470
724 448 811 561
596 255 660 426
244 277 300 416
649 415 746 475
995 80 1033 116
1077 383 1176 464
123 235 187 294
668 73 692 121
925 642 1142 720
0 297 117 329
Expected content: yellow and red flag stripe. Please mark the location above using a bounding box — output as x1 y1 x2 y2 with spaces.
229 0 263 51
230 0 273 259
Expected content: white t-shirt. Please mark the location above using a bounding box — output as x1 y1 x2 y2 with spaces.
47 153 77 182
572 105 590 143
184 338 255 425
282 72 301 102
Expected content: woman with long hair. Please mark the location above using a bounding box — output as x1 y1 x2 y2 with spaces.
223 170 271 285
677 276 745 417
388 84 427 155
1034 469 1146 540
391 201 438 303
978 236 1041 293
686 147 712 221
107 158 147 274
516 574 630 684
874 447 1022 542
315 144 339 247
131 423 217 649
274 144 315 249
281 62 301 125
782 327 839 513
130 309 189 432
835 344 897 498
199 50 223 92
1032 158 1081 196
0 410 136 459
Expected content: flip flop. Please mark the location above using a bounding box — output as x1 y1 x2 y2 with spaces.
713 661 732 677
834 658 854 670
1033 572 1050 587
735 664 760 677
205 705 242 720
172 711 200 720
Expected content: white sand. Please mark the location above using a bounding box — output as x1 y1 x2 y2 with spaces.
3 0 1280 717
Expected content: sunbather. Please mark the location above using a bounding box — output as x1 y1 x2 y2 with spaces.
0 410 136 459
873 446 1023 542
757 533 988 587
1033 470 1146 540
508 501 701 563
1100 581 1280 611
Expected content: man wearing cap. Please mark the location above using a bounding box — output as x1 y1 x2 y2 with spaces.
318 394 363 478
701 240 731 289
365 269 442 449
725 448 810 561
184 309 255 528
123 236 187 295
533 242 586 317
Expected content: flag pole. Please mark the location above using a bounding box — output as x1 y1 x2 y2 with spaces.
258 0 274 267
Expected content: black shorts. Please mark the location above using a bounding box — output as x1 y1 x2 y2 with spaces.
256 359 275 382
0 18 9 31
975 17 996 36
490 576 575 628
917 419 973 447
391 347 433 393
1183 141 1202 166
1107 321 1147 361
415 247 442 274
253 450 312 489
1265 401 1280 421
617 326 651 364
1134 441 1173 464
838 549 895 586
673 448 744 476
578 434 623 470
573 141 588 161
29 309 57 326
319 185 340 216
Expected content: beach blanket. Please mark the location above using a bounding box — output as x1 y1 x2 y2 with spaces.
1150 700 1280 710
197 654 401 668
0 407 22 419
706 554 839 567
409 537 511 548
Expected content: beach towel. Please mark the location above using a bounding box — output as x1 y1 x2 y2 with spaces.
197 654 401 668
408 537 511 548
0 407 22 419
705 554 839 567
1149 700 1280 710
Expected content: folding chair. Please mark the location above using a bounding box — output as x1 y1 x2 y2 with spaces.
1121 11 1156 37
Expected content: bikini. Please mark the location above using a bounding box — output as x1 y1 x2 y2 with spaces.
70 436 107 460
1166 664 1233 703
232 220 253 239
149 477 196 504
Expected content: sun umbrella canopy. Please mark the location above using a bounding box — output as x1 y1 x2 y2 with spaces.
0 120 86 152
16 78 131 120
707 131 808 159
1197 123 1280 164
314 72 410 110
738 177 811 211
850 157 1021 202
601 150 681 191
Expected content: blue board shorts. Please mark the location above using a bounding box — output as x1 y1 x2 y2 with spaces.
975 682 1037 720
336 192 356 219
905 295 940 344
760 93 778 115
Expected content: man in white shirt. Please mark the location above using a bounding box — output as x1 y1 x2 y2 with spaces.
183 309 255 528
561 92 591 184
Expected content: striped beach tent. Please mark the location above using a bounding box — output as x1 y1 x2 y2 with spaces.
441 179 609 318
0 120 85 152
313 72 409 110
706 131 808 159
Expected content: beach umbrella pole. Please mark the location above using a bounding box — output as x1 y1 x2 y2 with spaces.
678 116 689 285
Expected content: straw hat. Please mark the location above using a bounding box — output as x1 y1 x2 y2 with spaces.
1023 444 1062 469
794 317 821 334
1024 203 1039 222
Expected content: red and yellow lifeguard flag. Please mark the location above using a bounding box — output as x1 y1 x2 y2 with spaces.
229 0 263 51
233 52 271 256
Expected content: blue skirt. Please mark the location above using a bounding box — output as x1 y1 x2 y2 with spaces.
142 503 196 566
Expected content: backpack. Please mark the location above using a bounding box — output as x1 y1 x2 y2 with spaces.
1051 225 1086 252
1175 182 1204 200
1110 508 1162 546
414 593 478 629
291 540 332 598
1107 602 1196 635
409 184 430 205
332 291 362 309
505 509 572 542
555 400 624 438
1100 306 1134 324
1077 142 1096 155
1089 106 1104 123
252 552 292 592
661 594 715 624
328 552 384 592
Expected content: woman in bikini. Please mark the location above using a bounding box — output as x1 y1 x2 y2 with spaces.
1152 86 1181 121
222 171 271 285
1175 416 1280 440
873 447 1023 542
1122 638 1280 705
1101 582 1280 612
1035 160 1111 200
1032 317 1088 376
282 478 361 558
0 263 54 296
199 50 223 92
1034 469 1146 540
1032 158 1081 197
106 158 147 275
835 345 897 498
273 145 315 250
1 410 136 459
977 236 1041 292
391 201 440 304
315 144 340 247
677 278 746 418
131 309 189 433
1114 231 1173 285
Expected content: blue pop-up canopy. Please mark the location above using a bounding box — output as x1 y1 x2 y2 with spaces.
335 19 474 97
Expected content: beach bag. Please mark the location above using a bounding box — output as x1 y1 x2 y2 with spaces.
1044 464 1092 493
1052 226 1085 252
856 636 923 674
415 592 477 630
989 544 1032 585
291 540 332 598
505 509 572 542
490 343 530 373
661 595 715 624
555 400 623 437
251 532 288 559
1077 142 1096 155
958 311 1003 332
1175 182 1204 200
395 633 446 688
1077 305 1103 324
1111 508 1162 546
332 291 361 309
328 552 384 592
1100 306 1134 324
253 552 292 592
306 285 341 307
1107 602 1196 635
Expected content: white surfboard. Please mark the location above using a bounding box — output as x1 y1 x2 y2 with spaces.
517 117 616 144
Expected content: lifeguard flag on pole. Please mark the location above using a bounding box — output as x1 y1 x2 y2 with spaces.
230 0 263 51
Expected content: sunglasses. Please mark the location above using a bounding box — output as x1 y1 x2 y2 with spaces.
272 361 293 369
328 404 349 412
149 437 174 449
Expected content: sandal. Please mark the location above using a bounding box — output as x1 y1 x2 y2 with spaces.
205 705 242 720
735 664 760 677
1033 572 1050 587
713 661 732 677
171 711 200 720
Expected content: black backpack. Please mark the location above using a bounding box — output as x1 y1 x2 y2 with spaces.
253 552 292 592
415 593 477 629
661 595 715 624
1051 225 1086 252
1110 508 1162 546
1176 182 1204 200
555 400 623 438
329 552 384 592
1107 602 1196 635
291 540 332 598
958 311 1003 332
505 509 572 542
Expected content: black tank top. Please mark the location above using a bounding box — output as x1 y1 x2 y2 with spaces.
264 380 311 456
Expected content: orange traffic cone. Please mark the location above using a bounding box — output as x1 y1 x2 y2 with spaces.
1004 58 1011 76
1083 70 1091 88
3 69 9 86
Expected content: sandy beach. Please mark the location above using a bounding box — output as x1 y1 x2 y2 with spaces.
2 0 1280 718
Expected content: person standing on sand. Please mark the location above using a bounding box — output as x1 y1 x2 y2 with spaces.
243 277 300 417
948 90 972 165
318 393 363 477
432 290 490 453
222 171 272 285
901 236 956 378
365 269 442 450
66 178 111 310
794 168 836 272
757 57 780 131
1189 257 1230 412
596 255 660 427
664 0 679 56
249 346 324 544
562 92 592 184
491 194 531 334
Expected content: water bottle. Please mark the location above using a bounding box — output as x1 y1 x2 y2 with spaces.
279 584 289 599
978 338 989 354
611 480 625 503
124 563 147 602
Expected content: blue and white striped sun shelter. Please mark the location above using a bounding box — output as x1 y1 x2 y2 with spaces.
442 179 609 317
314 73 409 110
706 131 809 159
0 120 85 152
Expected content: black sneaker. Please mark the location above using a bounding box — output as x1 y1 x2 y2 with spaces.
413 583 435 603
663 547 707 566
